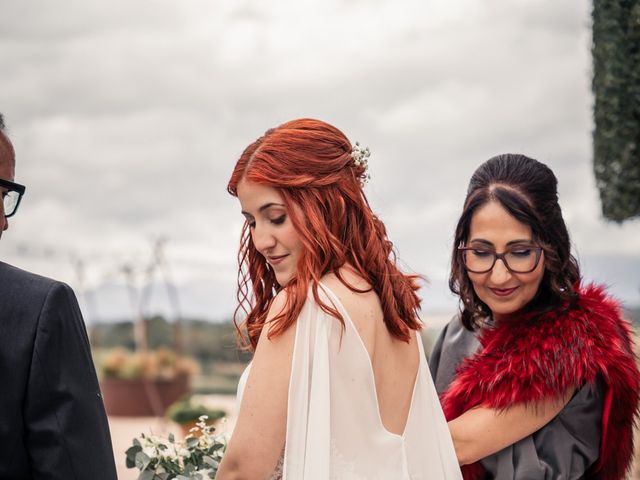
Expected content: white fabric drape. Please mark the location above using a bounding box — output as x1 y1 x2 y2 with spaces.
236 283 462 479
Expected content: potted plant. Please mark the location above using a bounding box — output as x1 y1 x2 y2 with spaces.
166 397 227 437
98 347 200 416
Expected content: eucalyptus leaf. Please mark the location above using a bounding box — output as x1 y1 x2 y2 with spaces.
126 445 142 467
135 451 151 470
186 437 200 448
139 470 155 480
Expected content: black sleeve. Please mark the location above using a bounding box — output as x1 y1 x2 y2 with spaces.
23 282 117 480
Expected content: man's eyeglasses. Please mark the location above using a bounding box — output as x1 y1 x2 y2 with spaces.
0 178 25 218
458 244 543 274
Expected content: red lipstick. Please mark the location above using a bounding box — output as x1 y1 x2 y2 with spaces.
490 287 518 297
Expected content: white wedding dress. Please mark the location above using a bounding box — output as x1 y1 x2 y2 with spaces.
236 283 462 479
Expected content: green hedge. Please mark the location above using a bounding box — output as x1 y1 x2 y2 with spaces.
166 397 226 425
592 0 640 222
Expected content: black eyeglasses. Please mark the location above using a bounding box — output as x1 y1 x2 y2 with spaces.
0 178 26 218
458 244 543 274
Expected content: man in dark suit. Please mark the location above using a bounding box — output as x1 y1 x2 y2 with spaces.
0 113 117 479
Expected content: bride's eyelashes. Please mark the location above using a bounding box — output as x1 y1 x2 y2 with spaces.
270 214 286 226
245 213 287 229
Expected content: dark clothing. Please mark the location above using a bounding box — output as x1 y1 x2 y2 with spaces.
0 261 117 479
430 315 603 480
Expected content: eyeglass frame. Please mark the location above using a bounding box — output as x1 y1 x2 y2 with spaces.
457 244 544 274
0 177 26 218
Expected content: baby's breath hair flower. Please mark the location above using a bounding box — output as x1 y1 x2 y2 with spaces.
351 142 371 184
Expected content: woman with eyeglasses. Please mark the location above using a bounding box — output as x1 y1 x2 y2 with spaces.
429 154 640 479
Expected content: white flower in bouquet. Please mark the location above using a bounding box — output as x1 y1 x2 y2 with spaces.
126 416 226 480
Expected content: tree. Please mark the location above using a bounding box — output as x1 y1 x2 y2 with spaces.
592 0 640 222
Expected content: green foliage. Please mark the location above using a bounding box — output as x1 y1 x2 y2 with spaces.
592 0 640 222
91 317 251 363
126 418 226 479
166 397 226 425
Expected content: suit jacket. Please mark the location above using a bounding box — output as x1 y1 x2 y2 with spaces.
0 261 117 479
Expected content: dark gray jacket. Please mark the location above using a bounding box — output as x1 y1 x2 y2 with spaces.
429 315 603 480
0 261 117 479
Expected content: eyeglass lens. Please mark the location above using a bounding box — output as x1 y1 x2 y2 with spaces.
464 248 539 273
3 191 20 216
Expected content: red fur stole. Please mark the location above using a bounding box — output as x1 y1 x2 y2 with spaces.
441 284 640 480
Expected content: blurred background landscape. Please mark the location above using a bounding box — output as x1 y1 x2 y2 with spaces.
91 308 640 395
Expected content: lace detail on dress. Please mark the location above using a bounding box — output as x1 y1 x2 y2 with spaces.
269 450 284 480
329 438 364 480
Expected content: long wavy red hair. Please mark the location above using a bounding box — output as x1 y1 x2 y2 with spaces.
228 118 422 350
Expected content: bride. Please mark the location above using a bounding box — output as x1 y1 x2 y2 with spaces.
215 119 461 480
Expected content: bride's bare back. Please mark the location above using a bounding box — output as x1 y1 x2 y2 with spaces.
321 269 420 435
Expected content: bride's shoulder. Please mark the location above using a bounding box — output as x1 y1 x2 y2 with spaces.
319 268 382 328
320 267 372 299
259 288 295 343
267 288 289 318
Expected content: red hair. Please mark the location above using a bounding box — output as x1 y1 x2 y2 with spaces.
228 118 422 349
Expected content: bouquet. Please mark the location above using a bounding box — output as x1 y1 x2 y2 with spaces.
126 416 226 480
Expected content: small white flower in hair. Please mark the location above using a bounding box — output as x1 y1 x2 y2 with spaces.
351 142 371 183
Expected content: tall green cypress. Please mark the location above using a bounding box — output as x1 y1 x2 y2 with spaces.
592 0 640 222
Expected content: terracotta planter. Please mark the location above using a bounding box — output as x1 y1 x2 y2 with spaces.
100 374 190 417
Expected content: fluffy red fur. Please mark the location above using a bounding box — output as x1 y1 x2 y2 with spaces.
228 118 421 349
442 283 640 480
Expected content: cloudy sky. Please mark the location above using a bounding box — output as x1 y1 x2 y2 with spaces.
1 0 638 325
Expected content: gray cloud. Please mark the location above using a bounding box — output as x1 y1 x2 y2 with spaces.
1 0 638 322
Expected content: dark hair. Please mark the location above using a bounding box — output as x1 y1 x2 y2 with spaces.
449 153 580 330
0 113 5 131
